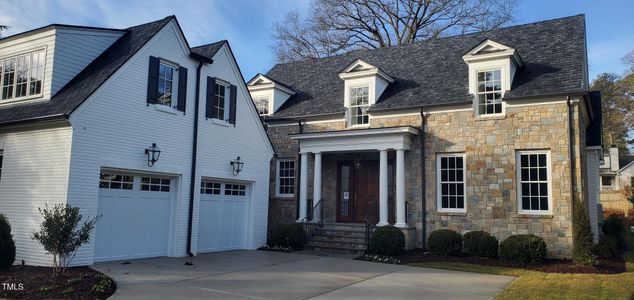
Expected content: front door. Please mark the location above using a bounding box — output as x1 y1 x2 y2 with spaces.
337 161 379 223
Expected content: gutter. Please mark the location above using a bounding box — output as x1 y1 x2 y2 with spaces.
186 59 210 257
295 120 304 219
419 108 427 250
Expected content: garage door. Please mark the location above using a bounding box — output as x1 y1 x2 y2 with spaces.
94 173 173 262
197 180 249 252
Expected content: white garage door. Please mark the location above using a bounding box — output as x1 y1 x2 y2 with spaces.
197 180 249 252
94 173 173 262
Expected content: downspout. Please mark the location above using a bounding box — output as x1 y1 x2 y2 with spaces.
419 108 427 250
567 96 577 254
186 60 207 257
295 120 304 219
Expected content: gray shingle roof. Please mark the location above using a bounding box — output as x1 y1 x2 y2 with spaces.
620 155 634 170
0 16 174 126
192 41 226 59
265 15 588 119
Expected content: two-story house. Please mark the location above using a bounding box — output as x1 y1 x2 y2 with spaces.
249 15 603 257
599 146 634 216
0 16 274 266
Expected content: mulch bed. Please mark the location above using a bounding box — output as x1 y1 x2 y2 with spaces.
399 249 626 274
0 265 116 300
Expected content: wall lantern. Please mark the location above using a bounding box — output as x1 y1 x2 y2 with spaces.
145 143 161 167
230 156 244 176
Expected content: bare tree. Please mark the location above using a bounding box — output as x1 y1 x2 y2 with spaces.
0 25 9 38
624 50 634 74
272 0 519 63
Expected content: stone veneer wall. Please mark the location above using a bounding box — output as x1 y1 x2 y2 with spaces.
265 99 588 257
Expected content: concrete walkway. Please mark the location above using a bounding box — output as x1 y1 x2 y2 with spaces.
92 250 514 300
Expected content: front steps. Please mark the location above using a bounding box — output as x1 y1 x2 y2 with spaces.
303 223 368 255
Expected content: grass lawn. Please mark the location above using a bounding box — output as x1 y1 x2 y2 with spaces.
409 232 634 299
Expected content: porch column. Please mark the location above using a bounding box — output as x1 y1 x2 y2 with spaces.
313 152 322 222
297 152 309 221
378 149 389 226
395 149 407 228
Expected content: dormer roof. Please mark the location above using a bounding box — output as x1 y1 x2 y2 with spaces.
462 39 523 66
247 73 296 95
338 59 395 83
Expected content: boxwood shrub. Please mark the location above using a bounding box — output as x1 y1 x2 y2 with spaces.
602 214 626 249
0 214 15 270
499 234 547 264
269 224 306 250
428 229 462 256
369 225 405 256
463 231 498 258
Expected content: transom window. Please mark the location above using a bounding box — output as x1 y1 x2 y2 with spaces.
254 96 269 116
1 49 45 101
517 151 551 214
224 184 246 196
141 177 171 192
476 69 502 115
437 154 466 212
276 160 295 197
350 86 369 125
212 82 227 120
99 173 133 190
157 62 175 107
200 181 221 194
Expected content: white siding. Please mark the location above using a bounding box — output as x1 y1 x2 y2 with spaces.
586 148 600 243
51 28 123 95
0 124 73 266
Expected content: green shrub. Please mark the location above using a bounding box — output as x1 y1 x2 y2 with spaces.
0 214 16 270
369 225 405 256
499 234 547 264
428 229 462 256
463 231 498 258
602 214 626 249
572 200 597 266
592 236 619 258
269 224 305 250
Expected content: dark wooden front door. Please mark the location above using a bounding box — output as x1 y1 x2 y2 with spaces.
337 161 379 223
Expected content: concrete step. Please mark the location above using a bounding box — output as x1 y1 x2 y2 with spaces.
311 234 367 244
312 229 366 238
303 244 366 255
306 239 367 251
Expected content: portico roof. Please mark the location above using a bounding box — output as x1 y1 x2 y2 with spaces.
290 126 419 153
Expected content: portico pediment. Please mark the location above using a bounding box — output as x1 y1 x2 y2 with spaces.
290 126 419 153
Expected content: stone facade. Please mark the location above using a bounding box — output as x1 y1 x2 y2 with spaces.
265 99 589 257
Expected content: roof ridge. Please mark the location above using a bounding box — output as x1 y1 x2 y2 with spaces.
192 40 227 49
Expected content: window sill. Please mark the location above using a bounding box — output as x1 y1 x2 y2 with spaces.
474 114 506 121
436 211 467 216
0 94 46 106
210 118 230 127
348 124 370 129
274 195 295 200
154 104 179 115
516 213 553 219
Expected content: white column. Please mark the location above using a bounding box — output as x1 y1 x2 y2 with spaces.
395 149 407 228
378 149 389 226
297 152 309 222
312 152 322 222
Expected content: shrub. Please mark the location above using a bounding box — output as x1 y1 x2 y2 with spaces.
269 224 305 250
428 229 462 256
0 214 16 270
463 231 498 258
572 200 597 266
602 214 626 249
499 234 547 264
369 225 405 256
32 204 100 276
592 236 619 258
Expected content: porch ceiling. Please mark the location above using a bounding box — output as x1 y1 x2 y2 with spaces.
290 126 419 153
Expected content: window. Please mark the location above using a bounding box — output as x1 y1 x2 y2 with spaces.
437 154 466 212
1 49 45 101
212 82 228 120
99 173 133 190
517 151 551 214
254 96 269 116
601 175 615 189
350 86 369 125
224 183 246 196
141 177 170 192
276 160 295 197
157 62 175 106
200 181 221 194
476 69 502 115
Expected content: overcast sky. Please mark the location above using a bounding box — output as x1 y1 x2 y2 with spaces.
1 0 633 82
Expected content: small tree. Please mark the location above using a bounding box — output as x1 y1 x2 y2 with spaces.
572 199 597 266
0 214 16 270
32 204 99 276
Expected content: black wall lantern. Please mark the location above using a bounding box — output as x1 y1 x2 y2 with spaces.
145 143 161 167
230 156 244 176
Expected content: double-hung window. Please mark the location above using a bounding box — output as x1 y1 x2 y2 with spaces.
476 69 502 115
517 151 551 214
437 154 466 212
276 159 295 197
350 86 369 125
157 62 175 107
212 82 228 120
1 49 45 101
254 96 269 116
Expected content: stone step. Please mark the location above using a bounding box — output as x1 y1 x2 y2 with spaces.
312 229 367 238
318 223 367 232
303 244 366 255
306 239 367 251
311 234 367 244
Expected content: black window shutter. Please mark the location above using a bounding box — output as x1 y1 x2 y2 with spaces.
205 77 216 119
229 84 237 125
177 66 188 113
147 56 159 104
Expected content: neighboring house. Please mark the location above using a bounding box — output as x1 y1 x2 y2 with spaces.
0 16 274 266
599 146 634 215
249 15 602 257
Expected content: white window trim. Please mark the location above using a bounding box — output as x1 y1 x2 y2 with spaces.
156 60 178 109
212 80 230 122
275 159 295 198
474 68 504 117
346 84 372 127
254 96 271 116
0 47 47 104
516 150 553 215
466 60 510 118
436 153 467 213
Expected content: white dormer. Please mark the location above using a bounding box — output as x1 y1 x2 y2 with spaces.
462 39 523 117
247 74 295 116
338 59 394 127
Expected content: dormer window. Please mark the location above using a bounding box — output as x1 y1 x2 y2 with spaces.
254 96 270 116
1 49 46 102
477 69 502 115
350 86 369 125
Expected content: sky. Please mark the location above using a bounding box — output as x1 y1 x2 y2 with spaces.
0 0 633 82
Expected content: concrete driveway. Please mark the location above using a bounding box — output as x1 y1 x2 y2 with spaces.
92 251 514 300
